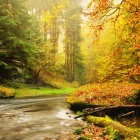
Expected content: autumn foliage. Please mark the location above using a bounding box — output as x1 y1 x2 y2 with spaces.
67 83 140 106
0 85 15 98
83 0 140 83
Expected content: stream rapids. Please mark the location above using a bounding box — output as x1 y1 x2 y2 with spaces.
0 95 84 140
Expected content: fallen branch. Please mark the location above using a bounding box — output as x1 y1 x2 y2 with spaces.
74 105 140 119
87 115 140 139
74 107 106 119
118 111 135 117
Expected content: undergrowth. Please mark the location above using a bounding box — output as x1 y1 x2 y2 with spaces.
0 85 15 98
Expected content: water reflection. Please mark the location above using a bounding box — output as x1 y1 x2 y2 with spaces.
118 116 140 128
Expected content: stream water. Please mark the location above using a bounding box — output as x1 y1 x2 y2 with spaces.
0 95 84 140
0 95 140 140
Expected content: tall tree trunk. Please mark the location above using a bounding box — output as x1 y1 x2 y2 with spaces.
44 21 47 41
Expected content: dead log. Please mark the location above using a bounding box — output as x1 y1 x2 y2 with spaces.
87 115 140 139
75 105 140 119
74 107 106 119
104 105 140 109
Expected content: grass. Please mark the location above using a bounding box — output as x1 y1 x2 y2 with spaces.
15 87 76 98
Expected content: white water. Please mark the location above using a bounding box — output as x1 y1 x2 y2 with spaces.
0 96 84 140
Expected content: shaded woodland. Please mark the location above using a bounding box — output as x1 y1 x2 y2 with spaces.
0 0 85 86
0 0 140 86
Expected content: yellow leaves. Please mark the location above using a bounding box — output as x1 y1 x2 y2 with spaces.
136 51 140 58
0 85 15 98
42 1 65 22
42 11 53 22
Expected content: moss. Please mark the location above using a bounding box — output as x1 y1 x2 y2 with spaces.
78 136 89 140
74 128 83 135
104 126 125 140
87 115 140 139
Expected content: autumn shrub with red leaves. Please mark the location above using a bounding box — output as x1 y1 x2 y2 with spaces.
67 83 140 106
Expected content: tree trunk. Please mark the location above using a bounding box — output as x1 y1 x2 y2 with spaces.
87 115 140 139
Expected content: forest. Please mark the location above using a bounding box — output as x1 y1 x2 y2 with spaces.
0 0 86 86
0 0 140 139
0 0 140 86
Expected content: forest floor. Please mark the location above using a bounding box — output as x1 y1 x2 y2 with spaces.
67 82 140 140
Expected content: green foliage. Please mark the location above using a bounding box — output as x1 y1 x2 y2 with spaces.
73 123 107 139
74 128 83 135
4 81 27 89
74 47 86 85
0 0 34 81
64 0 86 84
104 126 125 140
78 136 89 140
0 0 86 87
0 62 17 80
15 87 76 98
87 115 140 139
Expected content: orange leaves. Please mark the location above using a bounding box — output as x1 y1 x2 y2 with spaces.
83 0 140 84
67 83 140 106
98 24 104 30
129 65 140 76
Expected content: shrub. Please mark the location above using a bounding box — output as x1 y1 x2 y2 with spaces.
0 85 15 98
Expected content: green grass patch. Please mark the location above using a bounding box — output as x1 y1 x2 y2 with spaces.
15 87 76 98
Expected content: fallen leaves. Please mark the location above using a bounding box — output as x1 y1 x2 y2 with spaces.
67 83 140 106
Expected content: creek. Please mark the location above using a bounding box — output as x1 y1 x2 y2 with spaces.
0 95 84 140
0 95 140 140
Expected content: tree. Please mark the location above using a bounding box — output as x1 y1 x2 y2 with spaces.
0 0 33 81
64 0 86 84
84 0 140 83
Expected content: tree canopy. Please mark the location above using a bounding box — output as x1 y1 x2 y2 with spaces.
83 0 140 83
